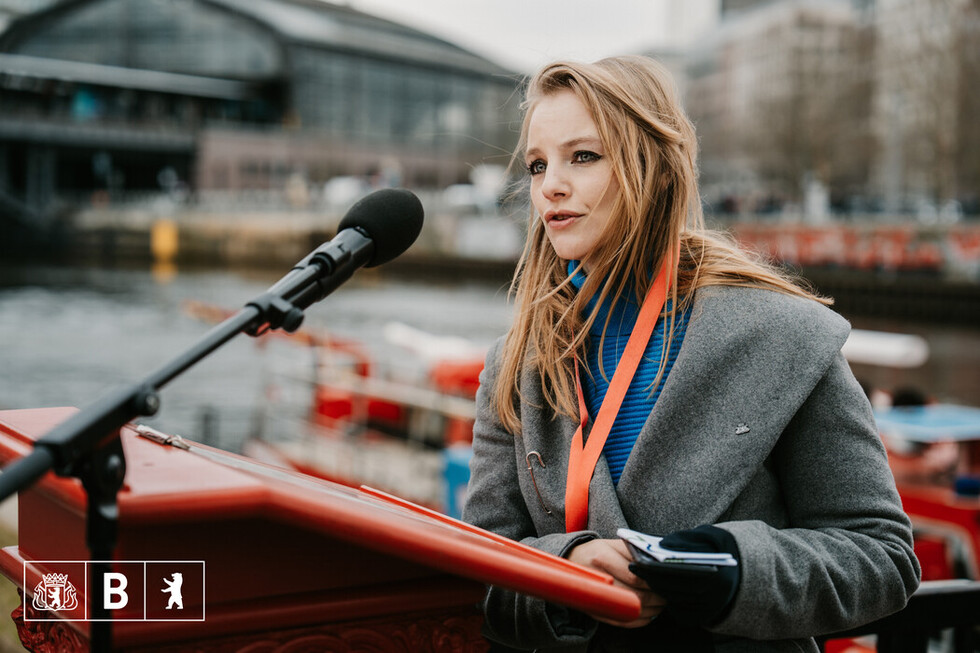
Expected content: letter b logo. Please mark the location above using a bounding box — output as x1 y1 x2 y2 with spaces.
92 562 143 620
103 572 128 610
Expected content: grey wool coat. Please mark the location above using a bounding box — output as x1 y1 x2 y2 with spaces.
462 285 920 652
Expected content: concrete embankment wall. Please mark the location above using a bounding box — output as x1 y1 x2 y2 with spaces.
57 209 980 325
65 206 520 278
800 268 980 326
68 209 342 271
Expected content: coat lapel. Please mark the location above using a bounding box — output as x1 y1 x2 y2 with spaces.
614 285 850 535
517 375 579 531
518 377 628 536
586 455 629 535
515 285 849 539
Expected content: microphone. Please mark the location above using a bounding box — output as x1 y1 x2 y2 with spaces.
255 188 424 332
339 188 425 267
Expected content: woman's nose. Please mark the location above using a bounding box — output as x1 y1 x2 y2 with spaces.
540 167 569 199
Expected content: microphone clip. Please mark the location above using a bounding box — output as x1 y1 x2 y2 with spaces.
244 292 305 336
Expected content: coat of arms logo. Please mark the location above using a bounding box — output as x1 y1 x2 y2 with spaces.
31 573 79 611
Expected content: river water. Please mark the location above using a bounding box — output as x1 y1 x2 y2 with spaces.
0 264 977 453
0 264 514 451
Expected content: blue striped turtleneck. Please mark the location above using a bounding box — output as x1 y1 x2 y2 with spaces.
569 261 691 485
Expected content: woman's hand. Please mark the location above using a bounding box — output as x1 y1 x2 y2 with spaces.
567 538 665 628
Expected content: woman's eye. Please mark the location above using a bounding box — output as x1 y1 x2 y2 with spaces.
573 151 602 164
527 160 546 175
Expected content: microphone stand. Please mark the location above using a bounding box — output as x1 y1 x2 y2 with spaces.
0 229 373 652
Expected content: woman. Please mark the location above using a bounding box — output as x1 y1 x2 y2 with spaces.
461 56 919 652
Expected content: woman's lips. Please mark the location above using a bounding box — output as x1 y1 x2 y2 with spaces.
545 210 581 224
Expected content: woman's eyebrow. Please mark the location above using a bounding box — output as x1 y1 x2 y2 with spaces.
526 136 603 158
561 136 602 149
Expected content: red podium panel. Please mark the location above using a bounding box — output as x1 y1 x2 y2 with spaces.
0 408 639 652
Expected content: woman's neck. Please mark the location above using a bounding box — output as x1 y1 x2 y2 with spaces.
567 260 642 336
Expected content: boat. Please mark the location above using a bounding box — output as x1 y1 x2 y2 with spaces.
1 305 976 651
227 315 980 652
188 300 980 584
820 402 980 653
877 403 980 581
198 303 488 518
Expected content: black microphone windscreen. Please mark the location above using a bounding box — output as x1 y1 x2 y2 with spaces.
338 189 424 267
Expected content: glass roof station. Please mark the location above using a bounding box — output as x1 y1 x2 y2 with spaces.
0 0 521 216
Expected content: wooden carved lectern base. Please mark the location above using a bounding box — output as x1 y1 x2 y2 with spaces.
13 597 488 653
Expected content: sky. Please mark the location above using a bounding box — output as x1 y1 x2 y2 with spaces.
346 0 719 74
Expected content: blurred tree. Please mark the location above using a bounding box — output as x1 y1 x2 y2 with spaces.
955 0 980 212
689 0 980 216
742 15 873 208
686 2 874 215
873 0 979 212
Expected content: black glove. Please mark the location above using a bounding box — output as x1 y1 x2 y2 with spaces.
628 524 741 627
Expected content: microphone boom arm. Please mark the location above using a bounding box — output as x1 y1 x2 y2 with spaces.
0 221 380 653
0 223 377 499
264 226 374 320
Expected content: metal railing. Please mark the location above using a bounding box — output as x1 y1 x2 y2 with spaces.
819 580 980 653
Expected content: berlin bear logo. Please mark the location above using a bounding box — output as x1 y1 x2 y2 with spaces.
161 572 183 610
32 573 79 611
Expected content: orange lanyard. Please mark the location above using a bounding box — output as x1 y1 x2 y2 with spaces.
564 253 673 532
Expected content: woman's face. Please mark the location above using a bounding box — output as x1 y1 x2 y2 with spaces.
525 90 620 273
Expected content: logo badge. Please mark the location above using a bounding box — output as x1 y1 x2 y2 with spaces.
24 560 205 622
32 573 79 611
162 572 183 610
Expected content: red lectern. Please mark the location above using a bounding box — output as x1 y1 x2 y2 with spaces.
0 408 639 652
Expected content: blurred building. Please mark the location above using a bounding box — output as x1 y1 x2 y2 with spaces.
720 0 780 15
721 0 874 16
641 47 690 99
871 0 980 217
0 0 520 218
0 0 55 26
687 0 980 218
687 0 869 216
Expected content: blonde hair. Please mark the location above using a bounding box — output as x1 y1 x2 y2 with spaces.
494 55 829 434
